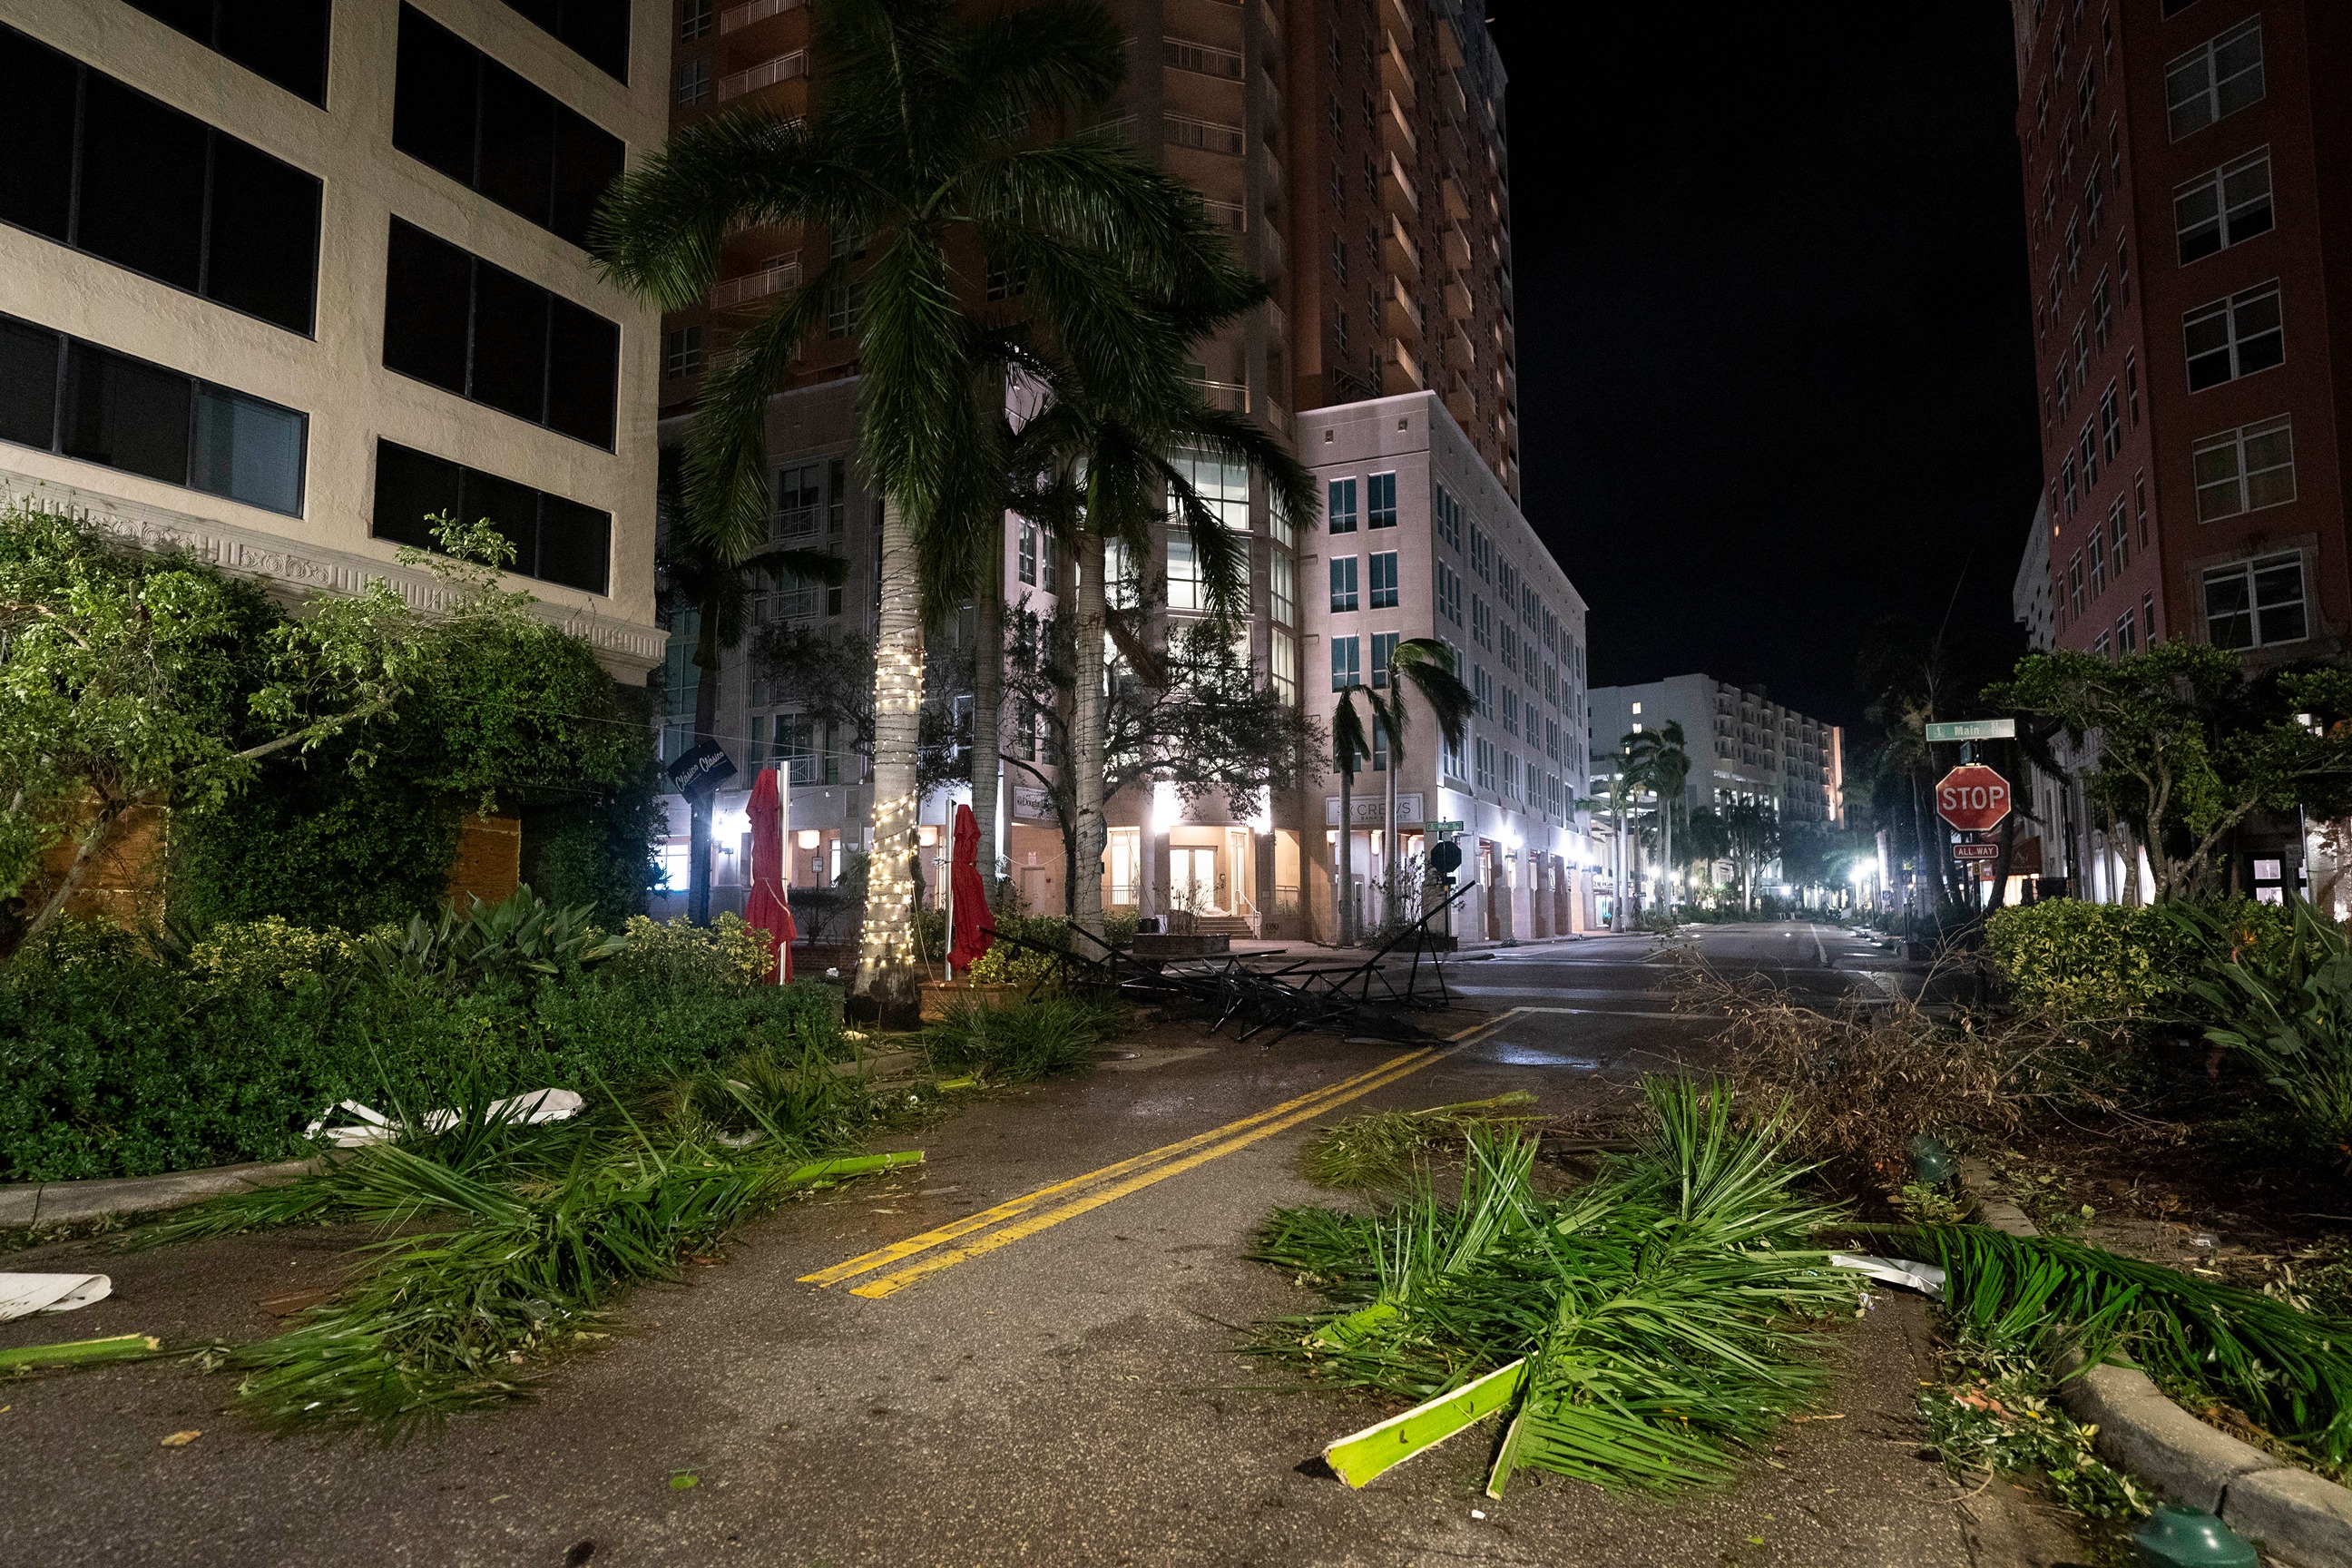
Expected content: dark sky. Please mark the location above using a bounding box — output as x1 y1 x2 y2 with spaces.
1481 2 2040 730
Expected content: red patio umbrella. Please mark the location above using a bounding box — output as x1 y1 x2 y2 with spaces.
744 769 797 982
947 801 995 973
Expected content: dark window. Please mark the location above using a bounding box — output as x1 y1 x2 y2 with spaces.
394 5 626 250
0 311 306 514
0 24 319 333
499 0 630 83
372 438 611 594
380 220 619 449
124 0 332 106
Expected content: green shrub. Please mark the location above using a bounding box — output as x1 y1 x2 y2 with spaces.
612 911 775 986
966 914 1073 989
0 916 844 1183
920 995 1116 1083
1987 897 2292 1021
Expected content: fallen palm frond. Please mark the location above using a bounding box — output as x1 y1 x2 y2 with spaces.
1297 1092 1541 1191
123 1046 912 1436
1904 1224 2352 1463
1252 1077 1858 1495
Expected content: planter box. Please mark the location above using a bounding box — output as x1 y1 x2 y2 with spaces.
918 980 1029 1023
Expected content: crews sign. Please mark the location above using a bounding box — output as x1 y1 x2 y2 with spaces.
1935 764 2012 833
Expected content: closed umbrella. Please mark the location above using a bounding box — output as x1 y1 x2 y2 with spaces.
947 801 995 973
744 768 797 982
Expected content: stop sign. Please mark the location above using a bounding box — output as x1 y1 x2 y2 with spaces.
1935 764 2012 833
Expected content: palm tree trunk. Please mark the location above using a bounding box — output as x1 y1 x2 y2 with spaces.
1069 519 1110 942
1383 716 1399 928
690 608 722 926
1338 760 1355 945
854 496 925 1024
970 516 1004 911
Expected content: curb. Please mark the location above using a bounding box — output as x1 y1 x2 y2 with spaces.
1 1157 319 1232
1956 1158 2352 1568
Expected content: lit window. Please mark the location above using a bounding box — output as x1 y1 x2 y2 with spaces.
1168 535 1202 610
1270 549 1295 624
2192 416 2297 521
1017 519 1038 585
1270 635 1297 702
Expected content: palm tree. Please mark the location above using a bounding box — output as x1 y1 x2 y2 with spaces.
1004 331 1316 945
595 0 1232 1018
1330 639 1474 945
1622 720 1689 922
655 448 842 926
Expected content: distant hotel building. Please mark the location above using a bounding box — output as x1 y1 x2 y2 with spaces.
655 0 1594 943
2008 0 2351 663
1586 676 1846 829
0 0 670 678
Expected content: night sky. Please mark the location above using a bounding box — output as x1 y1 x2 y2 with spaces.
1482 2 2041 729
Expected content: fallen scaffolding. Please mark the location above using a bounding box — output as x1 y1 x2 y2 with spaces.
985 883 1475 1044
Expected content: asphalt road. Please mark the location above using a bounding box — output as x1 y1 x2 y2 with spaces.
0 923 2073 1568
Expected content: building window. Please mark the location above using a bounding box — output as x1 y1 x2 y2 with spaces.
2175 148 2273 264
2062 454 2079 514
393 6 628 251
1500 622 1518 672
1270 635 1297 703
495 0 630 81
1471 593 1492 648
985 258 1026 300
383 220 620 448
1168 535 1203 611
2068 551 2084 615
2192 416 2297 521
2078 419 2099 489
1328 476 1357 534
1436 560 1463 624
1370 630 1398 689
681 0 713 40
0 312 308 515
1329 555 1359 612
826 457 848 533
2184 281 2283 391
2133 471 2149 546
826 276 867 338
2117 237 2132 304
1334 306 1348 361
1502 687 1519 736
124 0 330 105
2143 593 2157 643
774 461 821 537
1270 549 1294 624
2108 497 2129 573
2125 351 2140 425
1367 471 1396 528
2099 385 2120 461
663 324 702 378
1473 663 1493 716
1330 634 1360 691
1434 483 1462 549
2165 18 2263 142
1368 550 1398 609
2088 526 2105 597
1469 523 1492 580
1017 519 1039 585
372 439 610 594
1 24 322 335
2116 610 2138 653
1475 736 1496 792
2092 275 2112 347
677 58 709 105
2092 630 2111 658
2204 553 2305 650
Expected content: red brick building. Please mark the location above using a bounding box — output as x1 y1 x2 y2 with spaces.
2011 0 2352 662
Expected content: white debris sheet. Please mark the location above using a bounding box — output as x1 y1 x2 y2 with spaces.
1829 1252 1948 1298
0 1273 113 1322
305 1087 585 1149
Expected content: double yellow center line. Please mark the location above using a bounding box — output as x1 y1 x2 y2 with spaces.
801 1013 1514 1299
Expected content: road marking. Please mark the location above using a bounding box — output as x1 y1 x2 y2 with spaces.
1808 924 1828 967
801 1010 1526 1290
845 1047 1461 1299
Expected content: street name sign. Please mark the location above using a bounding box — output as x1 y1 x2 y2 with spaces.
1924 719 2017 743
1428 819 1465 835
1935 764 2012 833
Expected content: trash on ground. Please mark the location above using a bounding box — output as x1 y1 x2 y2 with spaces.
0 1333 161 1372
305 1087 585 1148
159 1429 201 1446
0 1272 112 1321
1828 1253 1947 1298
1321 1358 1528 1488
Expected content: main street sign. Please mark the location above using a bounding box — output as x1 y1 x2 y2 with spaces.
1935 764 2012 833
1924 719 2017 743
1428 819 1465 836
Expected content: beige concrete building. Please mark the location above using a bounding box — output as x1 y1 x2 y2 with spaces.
0 0 668 676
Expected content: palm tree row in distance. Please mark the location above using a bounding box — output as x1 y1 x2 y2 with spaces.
1330 641 1474 945
596 0 1316 1014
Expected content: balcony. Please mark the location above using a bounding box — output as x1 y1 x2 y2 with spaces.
1381 0 1414 51
1381 152 1419 219
1446 381 1475 426
720 0 804 33
1265 299 1286 341
1199 196 1246 232
1444 273 1472 320
1383 336 1424 394
1259 0 1281 44
1383 274 1422 338
1442 174 1470 223
1380 29 1415 106
1165 111 1246 155
1436 13 1465 69
1261 219 1285 271
1163 35 1244 80
710 253 803 309
1383 212 1420 279
1444 224 1472 270
1195 377 1250 413
1446 328 1475 371
719 49 807 101
1380 91 1417 162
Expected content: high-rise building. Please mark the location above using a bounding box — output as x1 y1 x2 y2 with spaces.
0 0 670 680
652 0 1581 942
1585 676 1846 832
2009 1 2351 663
